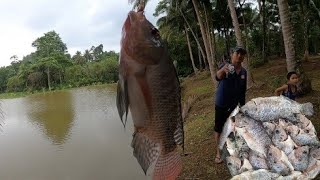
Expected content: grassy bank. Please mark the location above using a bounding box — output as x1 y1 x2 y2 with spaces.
0 83 117 99
178 56 320 179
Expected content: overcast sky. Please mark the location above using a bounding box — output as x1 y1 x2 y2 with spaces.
0 0 159 67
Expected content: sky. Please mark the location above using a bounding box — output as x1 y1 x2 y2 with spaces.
0 0 159 67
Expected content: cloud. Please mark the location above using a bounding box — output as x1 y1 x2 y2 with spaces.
0 0 160 67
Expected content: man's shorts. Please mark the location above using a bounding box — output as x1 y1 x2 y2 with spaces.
214 106 233 133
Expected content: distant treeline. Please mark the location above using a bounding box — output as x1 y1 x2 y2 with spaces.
0 31 119 93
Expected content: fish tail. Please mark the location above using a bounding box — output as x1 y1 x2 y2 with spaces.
153 150 182 180
131 132 160 174
301 102 314 116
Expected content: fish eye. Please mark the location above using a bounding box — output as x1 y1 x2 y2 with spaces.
305 130 309 133
227 162 232 166
303 151 308 154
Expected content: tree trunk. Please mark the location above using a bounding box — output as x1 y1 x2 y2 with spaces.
185 25 199 75
228 0 253 88
198 47 203 71
300 0 309 62
277 0 312 94
47 66 51 91
227 0 243 47
191 0 216 82
179 8 207 67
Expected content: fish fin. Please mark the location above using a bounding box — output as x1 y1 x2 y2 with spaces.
153 150 182 180
131 132 160 174
116 78 129 127
301 102 314 116
174 123 184 151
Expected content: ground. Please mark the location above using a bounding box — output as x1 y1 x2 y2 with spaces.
177 56 320 180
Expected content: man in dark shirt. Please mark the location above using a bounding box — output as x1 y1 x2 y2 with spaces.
214 46 247 163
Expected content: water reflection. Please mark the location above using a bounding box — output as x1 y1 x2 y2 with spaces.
26 91 74 145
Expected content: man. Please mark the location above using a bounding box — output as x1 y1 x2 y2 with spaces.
214 46 247 163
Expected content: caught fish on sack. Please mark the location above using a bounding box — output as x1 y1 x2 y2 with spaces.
226 156 253 176
263 122 276 137
240 96 314 122
249 150 269 170
234 113 272 157
287 127 320 146
230 169 280 180
116 10 184 179
272 124 297 155
267 145 294 176
302 160 320 179
287 146 310 171
297 114 316 135
219 106 240 150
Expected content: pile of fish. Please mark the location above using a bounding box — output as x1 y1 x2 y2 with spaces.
219 96 320 179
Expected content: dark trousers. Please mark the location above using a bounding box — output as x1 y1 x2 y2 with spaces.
214 106 233 133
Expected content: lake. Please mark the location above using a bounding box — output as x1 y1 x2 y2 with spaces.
0 85 150 180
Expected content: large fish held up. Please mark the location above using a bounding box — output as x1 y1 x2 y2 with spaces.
116 9 184 180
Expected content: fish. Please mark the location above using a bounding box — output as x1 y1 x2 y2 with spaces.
240 96 314 122
276 171 302 180
116 10 183 179
234 113 272 157
263 122 276 137
226 156 253 176
297 114 316 135
249 150 269 170
272 125 297 155
288 146 309 171
219 106 239 150
267 145 294 176
226 137 238 157
287 128 320 146
230 169 280 180
302 160 320 179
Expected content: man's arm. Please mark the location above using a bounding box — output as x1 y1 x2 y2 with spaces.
216 64 229 80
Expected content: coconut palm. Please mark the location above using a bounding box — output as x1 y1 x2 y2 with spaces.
277 0 312 94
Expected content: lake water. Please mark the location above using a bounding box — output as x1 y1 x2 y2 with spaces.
0 85 149 180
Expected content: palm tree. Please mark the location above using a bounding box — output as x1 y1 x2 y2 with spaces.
277 0 312 94
227 0 253 88
191 0 216 82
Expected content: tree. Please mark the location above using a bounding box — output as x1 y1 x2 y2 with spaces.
277 0 312 94
227 0 253 87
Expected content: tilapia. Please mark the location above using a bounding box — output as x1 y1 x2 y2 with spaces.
288 146 309 171
297 114 316 135
263 122 276 137
267 145 294 176
272 125 297 155
226 156 253 176
303 160 320 179
230 169 280 180
276 171 302 180
235 113 272 157
240 96 314 122
219 106 240 150
116 10 183 179
287 127 320 146
249 150 269 170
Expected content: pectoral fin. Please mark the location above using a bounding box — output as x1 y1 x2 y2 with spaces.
116 77 129 127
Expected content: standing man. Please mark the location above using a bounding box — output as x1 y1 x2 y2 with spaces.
214 46 247 163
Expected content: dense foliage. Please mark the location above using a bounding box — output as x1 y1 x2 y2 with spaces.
0 31 119 93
